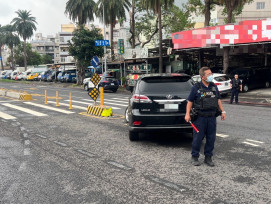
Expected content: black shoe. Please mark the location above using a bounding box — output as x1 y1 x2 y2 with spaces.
229 102 232 104
191 156 200 166
204 156 215 167
236 102 239 104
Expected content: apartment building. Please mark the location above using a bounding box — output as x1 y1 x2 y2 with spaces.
190 0 271 28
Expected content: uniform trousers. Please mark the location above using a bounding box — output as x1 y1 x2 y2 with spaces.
191 116 216 157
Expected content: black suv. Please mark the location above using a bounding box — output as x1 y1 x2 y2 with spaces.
125 74 193 141
229 67 271 92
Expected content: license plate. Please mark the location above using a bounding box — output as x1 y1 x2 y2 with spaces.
165 104 178 109
111 83 114 85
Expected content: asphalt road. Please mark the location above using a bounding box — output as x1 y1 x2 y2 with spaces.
0 81 271 203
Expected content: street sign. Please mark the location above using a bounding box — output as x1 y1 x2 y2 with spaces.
95 40 110 46
91 56 99 68
0 57 2 60
90 73 101 87
88 87 100 101
118 39 124 55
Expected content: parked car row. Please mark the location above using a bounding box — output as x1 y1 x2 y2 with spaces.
0 69 78 83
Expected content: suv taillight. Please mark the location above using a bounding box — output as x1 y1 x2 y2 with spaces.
132 94 151 103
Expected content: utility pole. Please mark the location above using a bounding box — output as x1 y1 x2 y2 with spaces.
103 3 107 73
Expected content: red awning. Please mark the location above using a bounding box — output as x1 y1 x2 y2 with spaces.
172 19 271 50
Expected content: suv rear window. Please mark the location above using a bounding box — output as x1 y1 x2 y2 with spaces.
139 76 192 93
214 75 230 82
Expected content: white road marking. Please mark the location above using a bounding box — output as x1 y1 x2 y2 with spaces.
19 162 27 172
112 97 129 100
82 98 128 104
2 103 48 117
242 141 259 147
245 139 264 144
66 100 121 110
0 111 17 120
216 133 229 138
24 102 74 114
24 148 31 156
47 101 87 110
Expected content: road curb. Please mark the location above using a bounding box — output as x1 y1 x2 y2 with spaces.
0 88 32 101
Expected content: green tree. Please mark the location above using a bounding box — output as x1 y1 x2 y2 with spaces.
96 0 131 60
65 0 95 25
42 54 53 64
68 26 104 85
2 24 20 70
13 42 42 66
11 10 37 71
0 25 5 70
140 0 174 73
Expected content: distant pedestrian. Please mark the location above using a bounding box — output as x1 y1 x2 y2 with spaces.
230 74 242 104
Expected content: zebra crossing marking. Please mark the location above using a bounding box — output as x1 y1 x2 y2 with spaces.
0 111 17 120
99 98 128 104
47 101 86 110
66 100 121 110
242 139 264 147
24 102 74 114
2 103 48 117
81 99 127 107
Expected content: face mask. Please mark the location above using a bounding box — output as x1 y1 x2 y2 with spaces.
206 75 213 82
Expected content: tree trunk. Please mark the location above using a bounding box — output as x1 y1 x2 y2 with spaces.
158 2 163 73
11 47 15 71
23 39 27 71
223 46 230 74
0 46 4 70
204 0 211 27
110 21 114 61
131 0 135 48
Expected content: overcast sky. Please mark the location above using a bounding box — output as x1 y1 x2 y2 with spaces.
0 0 188 39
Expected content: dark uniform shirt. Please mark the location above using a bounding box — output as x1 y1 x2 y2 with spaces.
187 81 221 113
230 78 242 88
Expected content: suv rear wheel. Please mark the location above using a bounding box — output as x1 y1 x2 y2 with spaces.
129 131 139 141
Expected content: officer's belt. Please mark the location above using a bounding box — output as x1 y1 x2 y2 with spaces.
197 111 216 117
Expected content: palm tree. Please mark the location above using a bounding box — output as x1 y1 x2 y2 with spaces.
96 0 131 60
65 0 96 85
140 0 174 73
0 25 5 70
11 10 37 71
2 25 20 70
65 0 95 26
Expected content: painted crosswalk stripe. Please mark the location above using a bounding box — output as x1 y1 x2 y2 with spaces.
66 100 121 110
82 98 128 104
47 101 87 110
81 99 127 107
24 102 74 114
112 97 129 100
216 133 229 138
242 141 259 147
2 103 48 117
245 139 264 144
0 111 17 120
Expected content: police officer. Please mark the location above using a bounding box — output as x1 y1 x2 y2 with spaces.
230 74 242 104
185 67 226 167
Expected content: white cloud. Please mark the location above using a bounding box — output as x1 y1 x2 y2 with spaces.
0 0 101 38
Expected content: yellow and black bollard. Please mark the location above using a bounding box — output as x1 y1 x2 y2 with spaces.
56 91 59 107
69 92 72 110
100 87 104 106
45 90 48 104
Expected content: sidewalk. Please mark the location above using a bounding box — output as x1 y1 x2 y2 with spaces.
222 88 271 106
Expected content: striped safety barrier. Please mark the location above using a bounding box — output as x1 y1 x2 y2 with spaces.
87 105 113 117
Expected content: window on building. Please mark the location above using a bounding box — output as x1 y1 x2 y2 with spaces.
256 2 265 9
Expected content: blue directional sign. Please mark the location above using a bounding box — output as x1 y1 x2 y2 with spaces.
0 57 2 60
95 40 110 46
91 56 99 68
